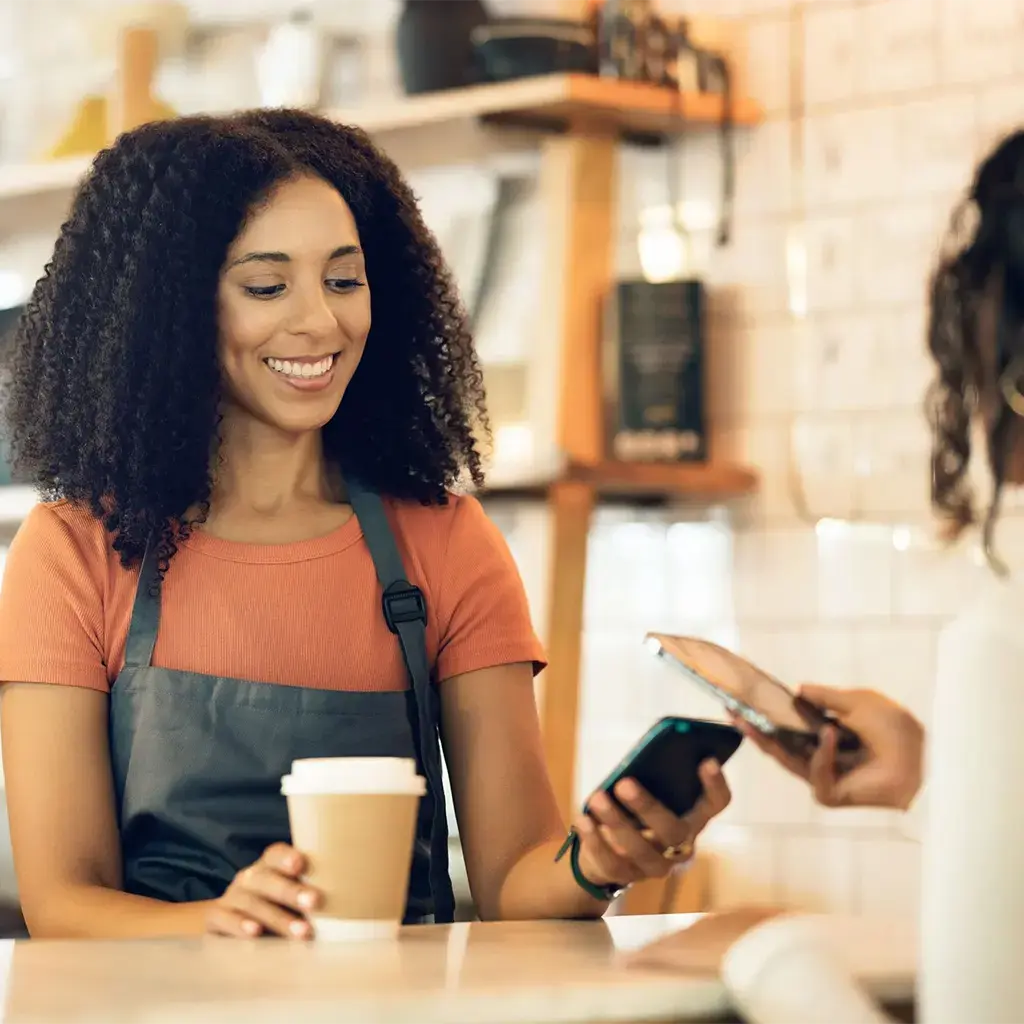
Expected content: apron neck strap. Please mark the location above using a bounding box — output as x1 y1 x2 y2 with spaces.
123 535 163 669
346 476 454 924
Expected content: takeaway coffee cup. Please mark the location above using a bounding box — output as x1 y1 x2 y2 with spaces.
281 757 426 941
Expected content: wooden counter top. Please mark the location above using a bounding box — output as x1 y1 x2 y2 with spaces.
0 913 915 1023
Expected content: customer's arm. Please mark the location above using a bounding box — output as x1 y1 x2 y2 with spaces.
1 682 211 937
737 685 925 811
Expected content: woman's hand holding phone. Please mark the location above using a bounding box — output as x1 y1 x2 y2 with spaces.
572 759 731 888
736 685 924 811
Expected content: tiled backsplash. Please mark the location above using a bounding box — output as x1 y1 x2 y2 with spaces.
1 0 1022 919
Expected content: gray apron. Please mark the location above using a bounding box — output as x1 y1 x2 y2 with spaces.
108 480 455 925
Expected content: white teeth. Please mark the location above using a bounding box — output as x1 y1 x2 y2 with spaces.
266 355 334 379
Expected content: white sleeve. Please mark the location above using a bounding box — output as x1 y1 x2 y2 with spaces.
897 782 926 843
918 583 1024 1021
722 916 893 1024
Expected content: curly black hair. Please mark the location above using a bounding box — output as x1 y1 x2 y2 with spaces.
1 109 488 570
926 129 1024 546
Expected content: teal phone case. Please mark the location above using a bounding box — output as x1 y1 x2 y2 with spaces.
588 716 742 819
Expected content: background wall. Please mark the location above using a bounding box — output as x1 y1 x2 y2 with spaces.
488 0 1024 920
1 0 1022 919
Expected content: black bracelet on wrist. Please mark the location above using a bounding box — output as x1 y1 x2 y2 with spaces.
554 828 629 903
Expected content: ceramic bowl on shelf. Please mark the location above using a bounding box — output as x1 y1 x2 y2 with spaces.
471 18 598 83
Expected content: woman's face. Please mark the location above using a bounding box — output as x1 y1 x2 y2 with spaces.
217 174 371 436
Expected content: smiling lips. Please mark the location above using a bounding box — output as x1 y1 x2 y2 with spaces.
264 353 338 392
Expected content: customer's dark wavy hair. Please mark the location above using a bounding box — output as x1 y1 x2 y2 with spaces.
1 109 488 570
926 129 1024 547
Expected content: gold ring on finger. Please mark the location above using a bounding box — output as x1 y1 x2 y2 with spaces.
661 840 694 862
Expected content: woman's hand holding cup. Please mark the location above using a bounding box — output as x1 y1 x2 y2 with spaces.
205 842 322 938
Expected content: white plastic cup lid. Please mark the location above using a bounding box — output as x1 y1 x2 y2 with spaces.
281 756 425 796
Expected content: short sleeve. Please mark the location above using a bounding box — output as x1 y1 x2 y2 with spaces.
434 496 547 681
0 503 109 692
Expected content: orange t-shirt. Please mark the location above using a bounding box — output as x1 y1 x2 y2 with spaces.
0 495 547 693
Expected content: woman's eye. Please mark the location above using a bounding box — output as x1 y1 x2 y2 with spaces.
243 283 285 299
326 277 365 292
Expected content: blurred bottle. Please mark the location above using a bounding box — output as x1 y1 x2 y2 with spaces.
256 9 324 109
596 0 649 81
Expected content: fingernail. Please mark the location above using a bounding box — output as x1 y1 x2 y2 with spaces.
297 890 316 910
242 920 261 936
286 857 301 873
290 920 310 938
704 759 721 775
616 779 639 800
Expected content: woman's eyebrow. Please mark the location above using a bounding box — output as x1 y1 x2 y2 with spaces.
229 245 362 268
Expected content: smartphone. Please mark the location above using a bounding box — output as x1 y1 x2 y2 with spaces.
588 716 743 820
644 633 861 763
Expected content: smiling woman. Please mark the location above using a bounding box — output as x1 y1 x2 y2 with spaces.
0 110 731 941
216 179 371 439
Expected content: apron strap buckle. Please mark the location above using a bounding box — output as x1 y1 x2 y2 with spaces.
382 582 428 634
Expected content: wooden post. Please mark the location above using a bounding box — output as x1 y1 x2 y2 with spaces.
109 26 160 138
535 133 617 820
540 480 597 821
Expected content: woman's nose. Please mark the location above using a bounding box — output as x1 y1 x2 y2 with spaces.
291 289 338 339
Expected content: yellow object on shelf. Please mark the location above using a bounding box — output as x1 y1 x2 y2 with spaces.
44 25 176 162
46 93 176 160
47 96 107 160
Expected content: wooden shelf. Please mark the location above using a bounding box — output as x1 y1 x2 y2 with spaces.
0 74 760 203
0 155 92 201
480 460 758 502
328 73 762 141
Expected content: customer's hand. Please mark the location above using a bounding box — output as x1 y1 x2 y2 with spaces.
573 759 731 889
737 685 924 811
205 843 323 938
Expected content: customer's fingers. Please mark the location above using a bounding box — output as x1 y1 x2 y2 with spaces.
732 717 812 779
796 685 861 717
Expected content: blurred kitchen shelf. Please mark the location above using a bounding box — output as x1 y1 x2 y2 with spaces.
480 460 758 502
0 155 92 201
327 73 762 140
0 74 760 203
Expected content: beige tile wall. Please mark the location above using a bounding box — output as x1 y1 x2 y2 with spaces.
2 0 1023 918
